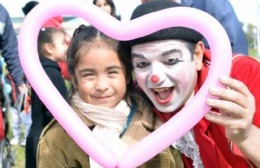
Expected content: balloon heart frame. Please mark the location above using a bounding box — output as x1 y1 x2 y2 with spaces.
18 0 231 167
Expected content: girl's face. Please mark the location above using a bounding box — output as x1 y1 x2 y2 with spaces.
132 40 201 112
50 32 68 62
95 0 112 15
74 45 127 108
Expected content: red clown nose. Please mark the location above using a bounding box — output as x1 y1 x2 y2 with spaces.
151 75 160 83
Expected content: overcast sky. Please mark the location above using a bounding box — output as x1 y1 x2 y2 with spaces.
229 0 260 25
0 0 140 21
0 0 259 25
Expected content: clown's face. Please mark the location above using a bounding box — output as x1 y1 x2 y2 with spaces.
132 40 202 112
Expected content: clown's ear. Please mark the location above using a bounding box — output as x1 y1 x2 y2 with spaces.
194 41 204 71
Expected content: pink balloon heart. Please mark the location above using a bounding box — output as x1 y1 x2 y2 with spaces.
18 0 232 167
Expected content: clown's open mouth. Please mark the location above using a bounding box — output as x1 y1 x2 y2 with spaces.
151 87 174 104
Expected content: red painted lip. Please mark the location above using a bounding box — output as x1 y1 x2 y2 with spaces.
151 87 174 104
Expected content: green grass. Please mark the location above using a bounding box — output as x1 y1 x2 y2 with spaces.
6 121 25 168
9 144 25 168
249 48 260 59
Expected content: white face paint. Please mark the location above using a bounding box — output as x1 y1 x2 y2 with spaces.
132 40 198 112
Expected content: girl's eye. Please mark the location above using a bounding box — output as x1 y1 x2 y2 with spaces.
135 62 150 68
163 58 183 66
108 70 119 74
108 70 120 78
82 73 94 78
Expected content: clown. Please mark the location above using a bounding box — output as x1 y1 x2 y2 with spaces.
126 1 260 168
132 40 200 113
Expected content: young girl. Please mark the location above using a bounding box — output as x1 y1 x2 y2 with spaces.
26 27 68 168
37 25 184 168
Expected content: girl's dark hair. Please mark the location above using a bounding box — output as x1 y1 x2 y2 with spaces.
93 0 121 20
37 27 65 57
67 25 142 106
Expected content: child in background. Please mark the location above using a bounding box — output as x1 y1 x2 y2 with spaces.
22 1 71 81
26 28 68 168
37 25 184 168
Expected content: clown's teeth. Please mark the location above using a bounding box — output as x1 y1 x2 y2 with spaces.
152 87 171 92
151 87 174 104
158 89 171 99
151 87 173 100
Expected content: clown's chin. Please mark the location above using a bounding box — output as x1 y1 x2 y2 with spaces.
154 102 183 113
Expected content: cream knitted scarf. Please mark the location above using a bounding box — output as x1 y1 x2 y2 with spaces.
71 93 131 168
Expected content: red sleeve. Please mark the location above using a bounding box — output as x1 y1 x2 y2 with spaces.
230 56 260 126
58 61 70 80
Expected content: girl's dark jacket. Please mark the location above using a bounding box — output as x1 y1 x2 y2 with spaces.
28 56 68 138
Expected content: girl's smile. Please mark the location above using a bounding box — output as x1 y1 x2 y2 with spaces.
74 46 127 108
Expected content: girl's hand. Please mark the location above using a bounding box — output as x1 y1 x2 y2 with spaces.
205 76 255 143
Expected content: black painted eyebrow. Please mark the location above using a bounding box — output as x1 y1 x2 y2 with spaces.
132 49 182 59
161 49 182 57
131 53 145 58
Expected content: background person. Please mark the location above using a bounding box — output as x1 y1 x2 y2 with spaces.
26 27 68 168
0 3 27 149
93 0 121 20
0 3 26 94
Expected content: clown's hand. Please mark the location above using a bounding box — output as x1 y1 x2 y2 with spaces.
205 76 255 143
205 76 260 167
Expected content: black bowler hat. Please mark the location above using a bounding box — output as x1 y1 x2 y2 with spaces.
128 0 203 46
